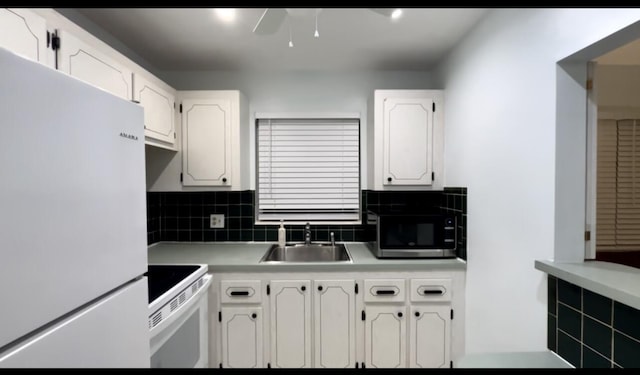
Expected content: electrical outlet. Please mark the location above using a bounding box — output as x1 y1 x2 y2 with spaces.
210 214 224 228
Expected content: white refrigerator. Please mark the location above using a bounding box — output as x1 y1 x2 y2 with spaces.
0 47 150 367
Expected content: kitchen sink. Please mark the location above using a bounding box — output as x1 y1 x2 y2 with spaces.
260 243 352 263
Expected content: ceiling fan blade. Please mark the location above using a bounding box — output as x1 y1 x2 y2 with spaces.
370 8 395 17
253 8 288 35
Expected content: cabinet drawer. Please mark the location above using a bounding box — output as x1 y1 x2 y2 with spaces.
410 279 452 302
220 280 262 304
363 279 405 303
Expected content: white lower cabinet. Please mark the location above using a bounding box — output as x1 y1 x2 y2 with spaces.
215 272 461 369
409 304 451 368
220 306 263 368
269 280 312 368
218 279 264 368
313 280 356 368
364 305 407 368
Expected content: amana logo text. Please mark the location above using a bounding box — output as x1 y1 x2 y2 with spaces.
120 132 138 141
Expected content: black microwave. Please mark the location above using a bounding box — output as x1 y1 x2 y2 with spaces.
366 210 456 258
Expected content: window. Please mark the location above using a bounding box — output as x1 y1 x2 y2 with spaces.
596 119 640 252
256 117 360 224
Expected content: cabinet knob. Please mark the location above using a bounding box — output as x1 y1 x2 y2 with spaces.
318 285 323 291
387 177 392 182
251 313 257 319
222 177 227 183
397 312 403 318
415 311 420 317
301 286 306 291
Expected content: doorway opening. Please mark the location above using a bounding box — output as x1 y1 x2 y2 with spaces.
586 39 640 269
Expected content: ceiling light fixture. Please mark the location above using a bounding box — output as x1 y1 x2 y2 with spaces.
314 10 320 38
289 23 294 47
391 9 403 19
214 8 236 23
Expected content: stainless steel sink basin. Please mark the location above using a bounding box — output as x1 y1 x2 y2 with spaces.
260 243 352 263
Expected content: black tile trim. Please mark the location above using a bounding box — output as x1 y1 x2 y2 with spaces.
549 276 640 368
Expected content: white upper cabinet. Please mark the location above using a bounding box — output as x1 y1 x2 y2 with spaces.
0 8 51 67
383 97 433 185
56 30 132 101
179 91 247 189
181 97 232 186
370 90 444 190
133 73 177 150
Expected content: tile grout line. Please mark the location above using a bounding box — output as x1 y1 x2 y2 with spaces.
581 341 612 366
611 299 616 369
581 288 584 368
553 277 560 353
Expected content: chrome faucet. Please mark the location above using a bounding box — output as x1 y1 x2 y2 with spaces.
304 222 312 246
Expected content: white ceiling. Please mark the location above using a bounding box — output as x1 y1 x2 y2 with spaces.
73 8 488 71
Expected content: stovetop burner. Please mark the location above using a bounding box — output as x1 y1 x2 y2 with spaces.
144 264 201 304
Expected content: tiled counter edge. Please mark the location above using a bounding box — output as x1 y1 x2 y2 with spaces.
535 259 640 368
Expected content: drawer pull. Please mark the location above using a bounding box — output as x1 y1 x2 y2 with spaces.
423 290 443 295
230 291 250 296
376 290 396 295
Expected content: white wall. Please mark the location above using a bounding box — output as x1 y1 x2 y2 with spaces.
435 8 640 354
146 70 435 191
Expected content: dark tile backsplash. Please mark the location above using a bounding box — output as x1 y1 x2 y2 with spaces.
441 187 467 260
547 274 640 368
146 192 161 245
146 188 467 259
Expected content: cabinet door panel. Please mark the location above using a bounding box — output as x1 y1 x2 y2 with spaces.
181 98 232 186
0 8 47 65
313 280 355 368
383 97 433 185
221 306 263 368
270 280 311 368
133 73 175 146
57 30 132 101
364 305 407 368
409 304 450 368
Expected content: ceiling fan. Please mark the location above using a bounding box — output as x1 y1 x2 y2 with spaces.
252 8 401 35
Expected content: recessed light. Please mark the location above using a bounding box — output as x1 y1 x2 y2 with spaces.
214 8 236 23
391 9 403 19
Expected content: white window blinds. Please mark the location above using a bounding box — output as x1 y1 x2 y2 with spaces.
257 118 360 223
596 119 640 251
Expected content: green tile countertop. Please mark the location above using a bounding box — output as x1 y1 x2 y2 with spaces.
535 259 640 310
147 242 467 272
457 351 573 368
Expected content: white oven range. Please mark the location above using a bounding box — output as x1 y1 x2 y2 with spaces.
146 264 212 368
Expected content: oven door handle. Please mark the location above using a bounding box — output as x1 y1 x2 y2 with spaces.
149 274 212 341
